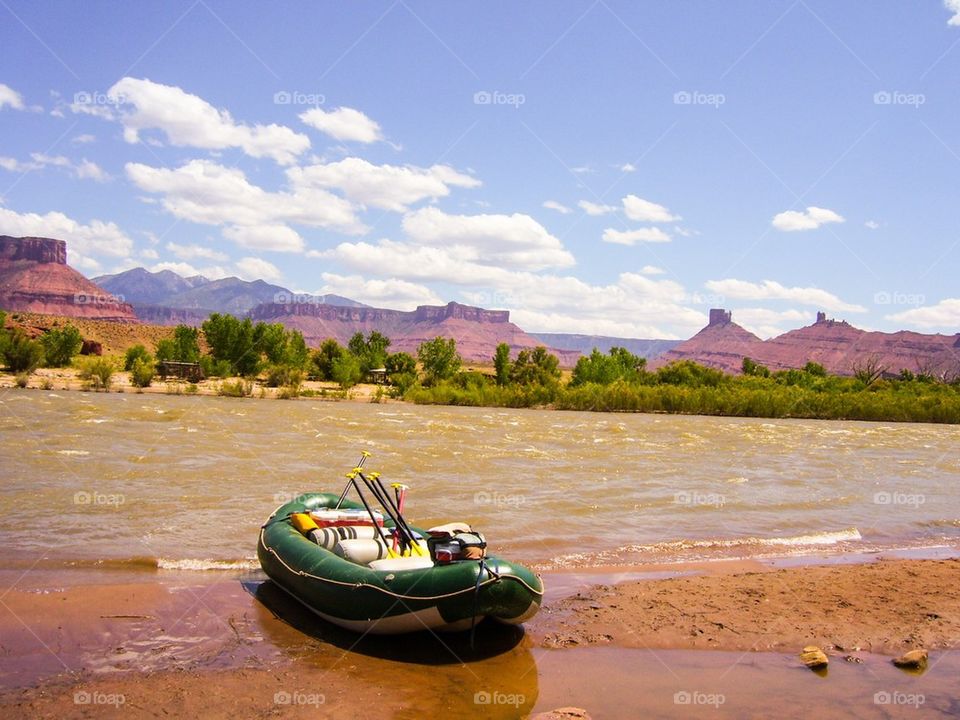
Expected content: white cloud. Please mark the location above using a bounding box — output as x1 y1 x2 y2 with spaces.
318 273 441 310
0 83 25 111
287 157 479 212
602 227 671 245
140 248 159 260
571 166 593 174
107 77 310 165
401 206 575 270
324 236 703 338
166 242 228 262
947 0 960 26
771 206 844 231
864 220 880 230
235 256 282 282
222 224 304 253
0 156 28 172
640 265 665 275
579 200 617 216
887 298 960 329
704 278 866 313
620 163 636 172
299 106 383 143
74 159 109 182
72 134 96 144
0 207 133 261
0 153 108 181
622 195 680 223
126 159 365 237
542 200 572 214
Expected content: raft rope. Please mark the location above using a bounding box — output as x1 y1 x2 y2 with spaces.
469 557 500 649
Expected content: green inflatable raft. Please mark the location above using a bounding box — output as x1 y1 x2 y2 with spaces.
257 492 544 634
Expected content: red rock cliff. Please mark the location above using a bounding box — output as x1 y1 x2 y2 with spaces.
0 236 138 322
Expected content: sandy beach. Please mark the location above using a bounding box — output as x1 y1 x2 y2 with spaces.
2 556 959 718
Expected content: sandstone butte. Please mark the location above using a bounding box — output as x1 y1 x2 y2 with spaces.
0 236 137 322
652 309 960 379
248 300 582 365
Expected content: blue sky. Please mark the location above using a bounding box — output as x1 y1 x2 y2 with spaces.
1 1 959 339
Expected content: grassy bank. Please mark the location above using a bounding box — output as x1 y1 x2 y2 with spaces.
404 366 960 423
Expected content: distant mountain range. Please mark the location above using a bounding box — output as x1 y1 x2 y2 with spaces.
7 235 956 374
93 267 366 322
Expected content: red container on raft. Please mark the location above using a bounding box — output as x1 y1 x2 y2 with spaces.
309 508 384 528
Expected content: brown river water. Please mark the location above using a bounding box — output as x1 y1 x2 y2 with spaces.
1 389 958 573
2 389 960 717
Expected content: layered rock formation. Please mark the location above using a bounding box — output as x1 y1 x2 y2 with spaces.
654 308 960 379
0 236 137 322
651 308 763 372
250 300 581 365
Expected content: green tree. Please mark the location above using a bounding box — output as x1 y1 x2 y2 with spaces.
201 314 258 376
493 343 512 386
124 344 152 371
174 325 201 362
3 329 42 373
331 353 362 389
347 331 391 373
40 324 83 367
510 346 561 386
78 357 114 391
256 322 289 365
313 339 346 381
130 358 155 388
283 330 310 369
417 336 461 386
0 310 7 358
804 361 827 377
385 351 416 376
570 346 645 386
741 357 770 378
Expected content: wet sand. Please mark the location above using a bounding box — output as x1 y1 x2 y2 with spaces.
535 557 960 654
2 557 960 717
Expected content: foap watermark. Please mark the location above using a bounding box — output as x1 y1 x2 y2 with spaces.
73 90 127 108
873 90 925 108
465 289 520 308
274 690 325 706
474 690 525 708
874 491 925 508
272 491 311 505
873 291 925 308
473 90 525 108
674 690 726 708
75 292 125 306
272 291 328 305
474 491 525 509
874 691 925 708
674 491 725 508
674 90 725 108
273 90 325 107
74 491 125 507
74 690 125 707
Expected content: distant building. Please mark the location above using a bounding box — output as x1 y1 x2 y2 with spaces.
708 308 732 326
